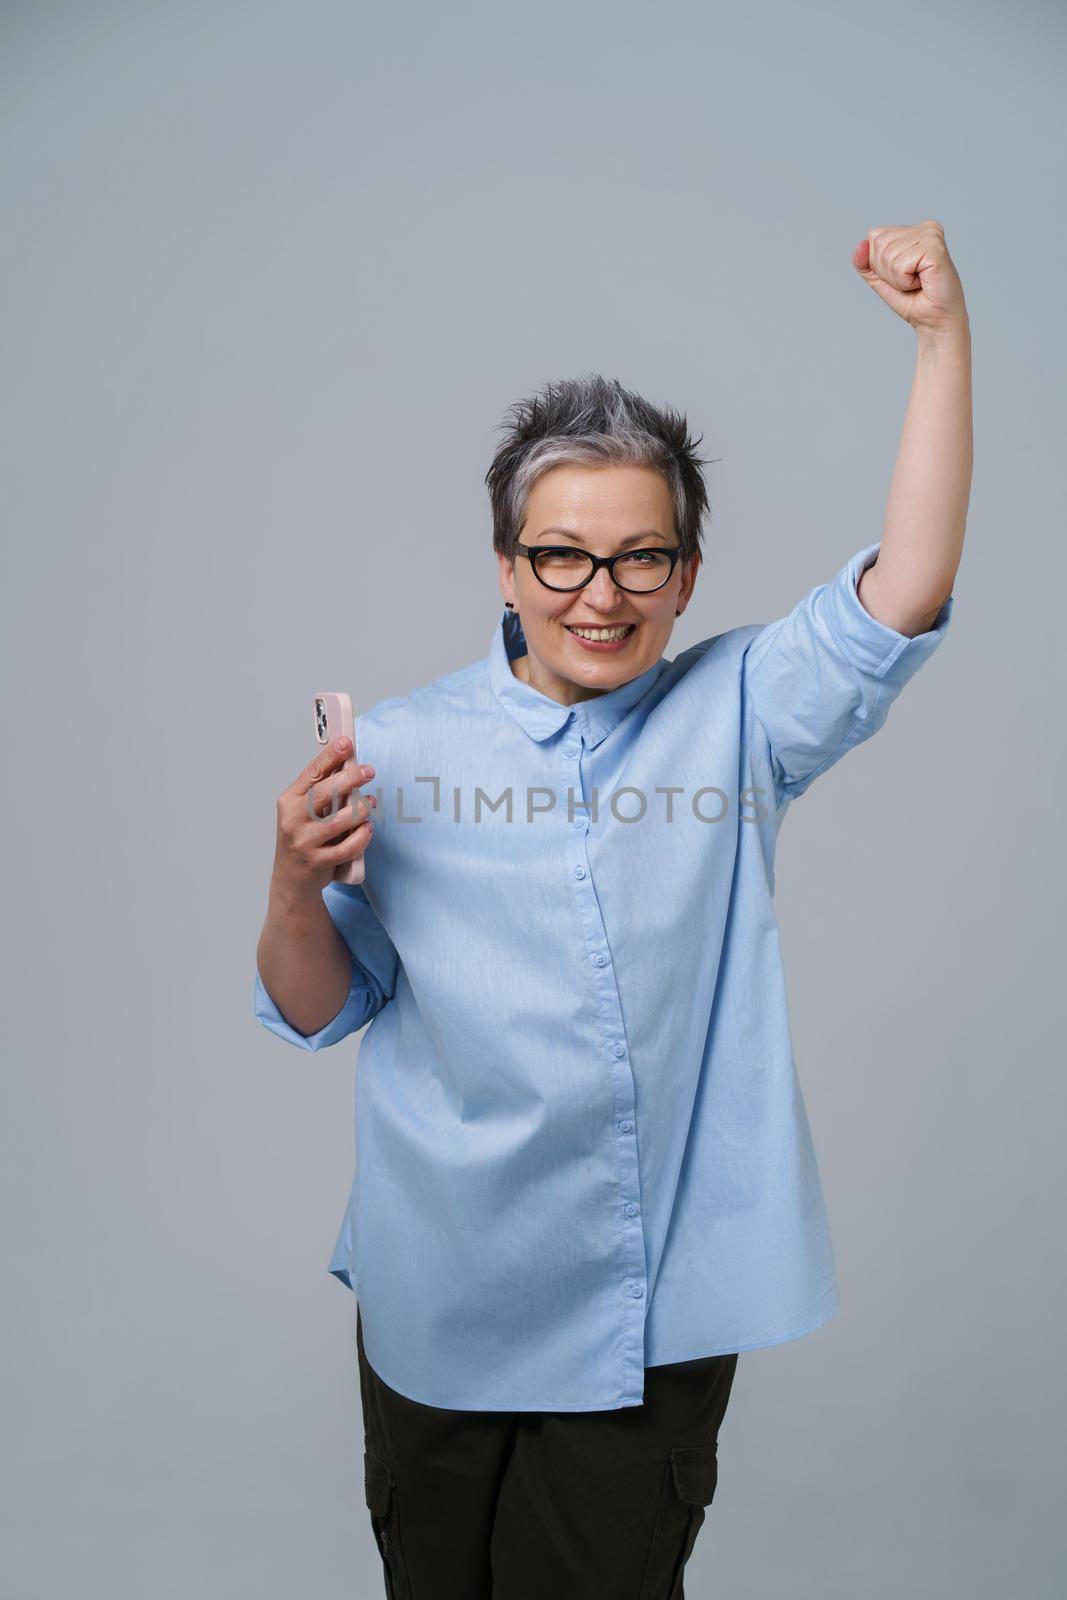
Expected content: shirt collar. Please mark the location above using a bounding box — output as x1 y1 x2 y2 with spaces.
488 606 667 749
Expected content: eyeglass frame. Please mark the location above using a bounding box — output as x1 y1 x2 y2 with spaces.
514 540 684 594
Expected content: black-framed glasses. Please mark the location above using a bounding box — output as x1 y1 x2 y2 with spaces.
515 541 683 594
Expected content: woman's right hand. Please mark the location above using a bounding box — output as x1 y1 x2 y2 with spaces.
271 737 378 900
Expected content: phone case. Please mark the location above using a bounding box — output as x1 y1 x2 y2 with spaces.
312 691 365 885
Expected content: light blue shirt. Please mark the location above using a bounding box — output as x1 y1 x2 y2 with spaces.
254 540 953 1411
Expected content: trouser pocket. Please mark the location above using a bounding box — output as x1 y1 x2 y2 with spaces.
364 1446 412 1599
637 1442 719 1599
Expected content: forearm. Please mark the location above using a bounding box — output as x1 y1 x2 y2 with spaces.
867 320 972 628
256 879 353 1038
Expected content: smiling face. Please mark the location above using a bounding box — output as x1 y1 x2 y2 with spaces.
497 462 701 705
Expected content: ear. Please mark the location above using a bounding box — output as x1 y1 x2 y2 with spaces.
677 550 701 610
496 550 518 609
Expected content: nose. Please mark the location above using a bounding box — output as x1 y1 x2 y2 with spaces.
582 567 625 610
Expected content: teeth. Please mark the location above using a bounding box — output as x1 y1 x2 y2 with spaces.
566 624 635 641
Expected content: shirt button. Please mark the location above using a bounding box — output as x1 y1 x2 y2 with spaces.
573 865 586 879
618 1119 633 1133
563 743 579 757
624 1202 637 1215
630 1283 645 1298
612 1042 625 1057
594 952 608 966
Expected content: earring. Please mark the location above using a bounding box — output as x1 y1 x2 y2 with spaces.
505 601 514 610
675 608 681 616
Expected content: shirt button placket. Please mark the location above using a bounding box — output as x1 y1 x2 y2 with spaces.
560 720 646 1400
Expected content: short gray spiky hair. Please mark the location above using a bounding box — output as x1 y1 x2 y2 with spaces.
485 372 713 567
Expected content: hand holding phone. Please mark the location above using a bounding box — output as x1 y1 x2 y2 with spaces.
312 692 369 885
270 711 377 905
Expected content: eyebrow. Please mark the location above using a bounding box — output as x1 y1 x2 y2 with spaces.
534 527 672 549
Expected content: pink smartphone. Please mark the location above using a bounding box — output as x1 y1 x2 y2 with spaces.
312 691 365 885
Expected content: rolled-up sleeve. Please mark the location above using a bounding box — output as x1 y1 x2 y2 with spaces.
744 540 954 804
253 880 400 1051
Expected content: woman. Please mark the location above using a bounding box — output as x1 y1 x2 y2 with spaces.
254 222 970 1598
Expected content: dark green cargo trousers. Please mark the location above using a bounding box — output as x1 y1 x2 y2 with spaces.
356 1303 739 1599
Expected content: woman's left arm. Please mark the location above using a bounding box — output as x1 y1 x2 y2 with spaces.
851 220 973 638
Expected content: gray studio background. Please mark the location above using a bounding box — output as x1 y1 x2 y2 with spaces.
3 2 1064 1597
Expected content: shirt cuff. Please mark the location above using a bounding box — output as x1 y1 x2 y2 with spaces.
824 540 955 684
253 962 366 1052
